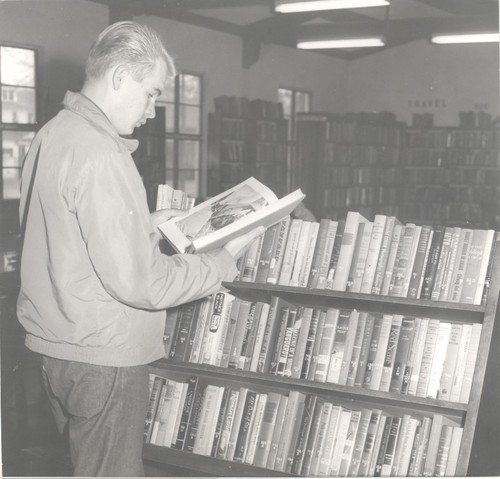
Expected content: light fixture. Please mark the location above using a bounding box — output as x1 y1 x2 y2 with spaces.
431 33 500 44
297 37 385 49
275 0 389 13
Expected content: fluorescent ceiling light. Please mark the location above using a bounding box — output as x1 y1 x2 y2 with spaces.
431 33 500 44
275 0 389 13
298 37 385 48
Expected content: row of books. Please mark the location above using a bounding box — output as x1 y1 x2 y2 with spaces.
322 144 403 166
164 292 480 404
144 373 463 477
323 167 402 186
214 96 284 119
406 148 500 167
156 184 195 211
406 128 500 149
400 204 487 226
404 185 499 204
237 211 498 305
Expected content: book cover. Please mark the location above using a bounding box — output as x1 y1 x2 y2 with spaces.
188 297 212 364
219 298 241 368
338 409 362 476
346 311 368 387
290 307 314 379
380 223 404 296
288 220 313 287
360 214 388 294
406 225 433 299
380 415 402 476
257 296 295 374
305 310 327 381
406 318 429 396
449 323 472 402
402 225 422 297
238 302 261 370
358 409 384 476
438 227 461 301
239 234 264 282
144 375 166 443
317 404 342 476
216 388 240 459
437 322 462 401
265 394 289 469
430 226 454 301
300 308 323 380
298 221 320 288
433 424 454 476
364 314 393 391
301 399 325 476
379 314 403 392
254 222 281 283
415 319 440 397
388 224 417 297
226 387 249 461
444 427 464 476
227 300 252 369
252 391 282 468
277 218 303 286
308 219 338 289
338 309 360 386
288 394 317 473
419 225 445 300
210 386 232 456
371 216 398 295
232 390 259 462
330 211 370 291
354 312 376 387
244 393 268 464
266 216 291 285
327 308 352 384
183 381 209 452
346 221 372 293
248 302 271 372
313 307 340 382
158 177 305 254
347 408 373 476
459 322 482 403
472 229 496 305
329 408 354 476
389 316 416 394
426 321 451 399
275 305 299 376
448 228 474 302
325 219 346 290
371 414 392 476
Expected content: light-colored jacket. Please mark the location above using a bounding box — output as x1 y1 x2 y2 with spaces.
17 91 238 367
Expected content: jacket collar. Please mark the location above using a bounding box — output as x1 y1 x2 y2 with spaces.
62 91 139 153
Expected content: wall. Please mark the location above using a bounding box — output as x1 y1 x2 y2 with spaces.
346 40 499 126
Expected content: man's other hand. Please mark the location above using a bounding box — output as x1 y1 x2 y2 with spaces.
151 208 188 227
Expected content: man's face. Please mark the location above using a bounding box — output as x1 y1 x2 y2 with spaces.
113 60 167 135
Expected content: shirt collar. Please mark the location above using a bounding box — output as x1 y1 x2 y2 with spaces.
62 91 139 153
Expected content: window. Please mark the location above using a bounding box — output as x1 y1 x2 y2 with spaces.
158 73 202 198
0 45 37 200
278 87 311 189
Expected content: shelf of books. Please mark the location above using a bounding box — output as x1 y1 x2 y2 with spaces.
295 112 405 222
403 126 500 229
207 97 288 198
143 210 500 477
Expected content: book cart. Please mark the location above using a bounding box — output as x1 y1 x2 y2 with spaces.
142 240 500 477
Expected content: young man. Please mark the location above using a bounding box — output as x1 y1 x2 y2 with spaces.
17 21 263 476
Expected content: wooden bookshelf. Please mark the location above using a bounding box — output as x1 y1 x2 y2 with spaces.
295 112 405 221
143 240 500 476
207 101 288 198
403 126 500 229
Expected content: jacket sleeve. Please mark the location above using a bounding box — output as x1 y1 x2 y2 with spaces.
73 149 238 310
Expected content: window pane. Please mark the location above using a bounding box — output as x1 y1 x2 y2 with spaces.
179 140 199 169
2 168 21 199
158 75 175 102
180 74 200 105
2 86 36 123
165 138 174 168
278 88 292 117
164 170 175 188
179 105 200 134
295 91 311 113
178 169 199 197
164 103 175 133
3 130 34 166
1 46 35 87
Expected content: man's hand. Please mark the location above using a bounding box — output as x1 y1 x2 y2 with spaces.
150 208 187 227
223 226 266 260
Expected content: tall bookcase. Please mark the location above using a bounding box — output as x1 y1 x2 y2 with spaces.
403 126 500 230
141 241 500 477
295 112 405 221
207 98 288 198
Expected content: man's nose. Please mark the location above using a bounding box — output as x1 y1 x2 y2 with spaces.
146 102 156 119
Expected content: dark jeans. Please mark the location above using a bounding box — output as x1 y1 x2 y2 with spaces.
41 356 150 476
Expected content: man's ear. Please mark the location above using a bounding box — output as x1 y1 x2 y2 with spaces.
112 65 129 91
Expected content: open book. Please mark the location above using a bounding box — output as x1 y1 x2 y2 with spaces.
157 177 305 254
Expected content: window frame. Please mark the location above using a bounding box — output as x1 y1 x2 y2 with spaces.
0 41 39 202
157 71 203 199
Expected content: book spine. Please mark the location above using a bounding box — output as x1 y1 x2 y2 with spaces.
266 216 291 285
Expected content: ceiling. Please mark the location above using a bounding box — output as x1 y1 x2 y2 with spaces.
90 0 499 62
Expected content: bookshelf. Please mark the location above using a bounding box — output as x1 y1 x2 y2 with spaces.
403 126 500 230
295 112 405 221
207 97 288 198
142 223 500 476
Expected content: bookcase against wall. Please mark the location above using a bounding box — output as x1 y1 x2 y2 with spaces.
295 112 405 221
142 240 500 477
207 98 288 198
403 127 500 230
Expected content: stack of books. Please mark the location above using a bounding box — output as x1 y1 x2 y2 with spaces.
144 373 463 477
